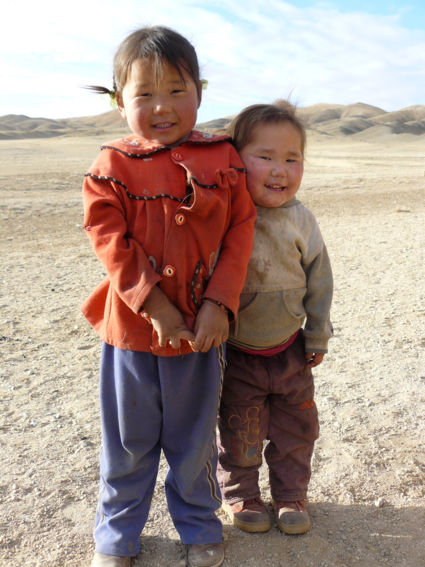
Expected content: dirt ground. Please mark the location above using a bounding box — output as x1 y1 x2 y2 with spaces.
0 132 424 567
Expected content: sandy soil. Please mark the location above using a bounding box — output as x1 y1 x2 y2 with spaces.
1 132 424 567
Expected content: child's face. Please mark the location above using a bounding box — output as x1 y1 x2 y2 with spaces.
117 58 201 146
240 121 304 208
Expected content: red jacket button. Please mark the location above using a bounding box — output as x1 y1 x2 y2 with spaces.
175 213 186 225
163 265 176 277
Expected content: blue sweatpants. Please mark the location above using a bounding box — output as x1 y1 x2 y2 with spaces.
94 343 225 557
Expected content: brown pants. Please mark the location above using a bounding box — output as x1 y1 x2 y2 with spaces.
217 333 319 503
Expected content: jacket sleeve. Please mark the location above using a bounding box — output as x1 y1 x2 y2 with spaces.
203 149 257 320
82 174 161 313
302 243 333 353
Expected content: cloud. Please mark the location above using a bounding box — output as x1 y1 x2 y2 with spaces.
1 0 425 120
196 1 425 114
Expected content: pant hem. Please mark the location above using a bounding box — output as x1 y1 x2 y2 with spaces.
271 492 308 503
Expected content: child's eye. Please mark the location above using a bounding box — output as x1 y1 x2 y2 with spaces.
137 93 152 98
258 155 271 161
171 89 185 94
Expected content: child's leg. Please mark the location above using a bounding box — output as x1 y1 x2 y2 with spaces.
217 347 269 503
94 343 163 557
159 346 225 544
264 334 320 502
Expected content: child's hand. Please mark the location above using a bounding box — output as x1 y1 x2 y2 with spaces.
143 286 195 349
191 300 229 352
150 307 195 349
305 352 324 368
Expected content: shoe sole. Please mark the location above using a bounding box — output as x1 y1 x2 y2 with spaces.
222 503 271 533
187 559 224 567
187 558 224 567
187 552 224 567
276 519 311 534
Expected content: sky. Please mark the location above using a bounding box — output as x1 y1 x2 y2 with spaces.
1 0 425 123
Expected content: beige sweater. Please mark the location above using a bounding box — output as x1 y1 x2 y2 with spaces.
229 198 333 353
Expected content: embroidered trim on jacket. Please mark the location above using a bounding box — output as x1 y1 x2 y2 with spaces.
100 136 232 159
84 174 182 202
189 176 219 190
191 261 203 309
85 168 243 198
100 145 169 159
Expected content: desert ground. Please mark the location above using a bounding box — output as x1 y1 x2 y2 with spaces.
0 126 424 567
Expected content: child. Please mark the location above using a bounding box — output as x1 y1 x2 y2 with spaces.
81 26 256 567
217 100 333 536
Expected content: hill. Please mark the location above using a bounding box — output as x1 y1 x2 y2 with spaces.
1 103 425 140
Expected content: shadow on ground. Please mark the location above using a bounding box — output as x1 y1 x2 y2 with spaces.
132 502 425 567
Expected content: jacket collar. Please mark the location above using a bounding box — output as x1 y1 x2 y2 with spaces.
101 130 230 156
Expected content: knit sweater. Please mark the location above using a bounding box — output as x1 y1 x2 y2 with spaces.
228 197 333 353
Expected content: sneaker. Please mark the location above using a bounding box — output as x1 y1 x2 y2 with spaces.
273 499 311 534
187 542 224 567
222 498 271 533
90 553 131 567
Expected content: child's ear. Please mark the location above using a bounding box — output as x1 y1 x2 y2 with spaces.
117 95 126 119
197 82 203 108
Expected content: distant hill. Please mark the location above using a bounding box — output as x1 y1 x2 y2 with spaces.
296 103 425 138
0 112 130 140
1 103 425 140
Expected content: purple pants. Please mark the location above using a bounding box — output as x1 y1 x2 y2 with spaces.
217 332 319 503
94 343 224 556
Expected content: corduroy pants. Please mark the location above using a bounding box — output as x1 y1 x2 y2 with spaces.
217 333 319 504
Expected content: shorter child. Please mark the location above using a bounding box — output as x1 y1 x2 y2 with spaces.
217 100 333 535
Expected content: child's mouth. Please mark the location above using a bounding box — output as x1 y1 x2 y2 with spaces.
265 184 285 192
153 122 174 129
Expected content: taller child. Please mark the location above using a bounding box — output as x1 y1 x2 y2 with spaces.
82 26 256 567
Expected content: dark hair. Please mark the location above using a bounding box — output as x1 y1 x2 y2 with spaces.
87 26 202 101
229 99 306 155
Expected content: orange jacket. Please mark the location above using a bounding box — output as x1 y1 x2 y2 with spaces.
81 131 256 355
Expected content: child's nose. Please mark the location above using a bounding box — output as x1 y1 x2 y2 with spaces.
271 162 287 177
152 95 171 114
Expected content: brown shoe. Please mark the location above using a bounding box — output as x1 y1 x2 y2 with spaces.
90 552 131 567
273 499 311 534
222 498 271 533
187 542 224 567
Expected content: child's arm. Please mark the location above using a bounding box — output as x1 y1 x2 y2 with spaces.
199 150 257 321
142 286 195 349
303 225 333 359
83 175 161 313
191 153 256 350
